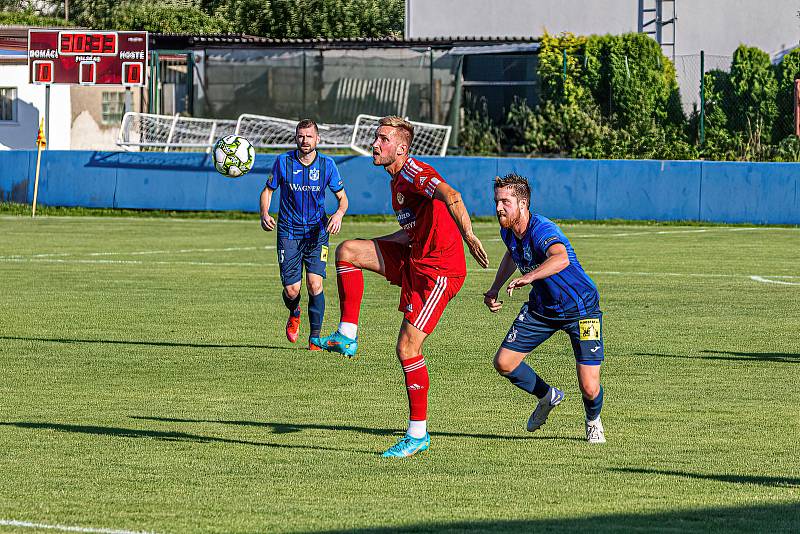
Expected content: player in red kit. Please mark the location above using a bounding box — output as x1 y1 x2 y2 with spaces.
314 116 489 458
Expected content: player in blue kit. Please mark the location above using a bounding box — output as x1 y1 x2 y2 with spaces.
259 119 348 350
483 174 606 443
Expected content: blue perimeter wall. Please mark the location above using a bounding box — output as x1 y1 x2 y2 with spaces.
1 151 798 224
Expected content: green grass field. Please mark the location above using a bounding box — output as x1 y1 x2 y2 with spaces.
1 214 798 533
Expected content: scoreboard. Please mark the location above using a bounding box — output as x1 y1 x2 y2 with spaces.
28 30 148 86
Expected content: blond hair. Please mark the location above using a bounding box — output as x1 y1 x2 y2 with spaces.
379 116 414 147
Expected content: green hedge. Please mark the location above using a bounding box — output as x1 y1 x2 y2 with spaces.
461 33 800 161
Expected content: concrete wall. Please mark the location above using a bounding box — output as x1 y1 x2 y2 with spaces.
70 85 143 151
0 64 71 150
2 152 798 225
406 0 800 58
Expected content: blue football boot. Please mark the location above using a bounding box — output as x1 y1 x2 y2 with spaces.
319 330 358 358
381 433 430 458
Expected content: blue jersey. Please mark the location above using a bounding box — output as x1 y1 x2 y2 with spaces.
266 151 344 239
501 214 600 320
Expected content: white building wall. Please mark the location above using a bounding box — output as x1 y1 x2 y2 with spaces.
407 0 800 58
0 63 71 150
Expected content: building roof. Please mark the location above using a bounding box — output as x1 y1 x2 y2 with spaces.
154 33 540 50
0 26 540 53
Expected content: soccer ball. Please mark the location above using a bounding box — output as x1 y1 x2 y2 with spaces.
213 135 255 178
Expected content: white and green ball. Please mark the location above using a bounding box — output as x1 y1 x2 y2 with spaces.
213 135 255 178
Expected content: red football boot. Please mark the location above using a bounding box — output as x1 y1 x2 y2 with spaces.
286 308 301 343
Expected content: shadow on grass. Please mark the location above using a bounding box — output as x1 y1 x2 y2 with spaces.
0 421 368 453
637 351 800 364
610 467 800 488
307 502 800 533
0 335 295 351
130 416 584 442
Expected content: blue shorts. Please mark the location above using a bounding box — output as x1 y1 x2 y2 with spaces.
277 232 329 286
501 304 604 364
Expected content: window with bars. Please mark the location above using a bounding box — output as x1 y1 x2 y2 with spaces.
101 91 125 125
0 88 17 122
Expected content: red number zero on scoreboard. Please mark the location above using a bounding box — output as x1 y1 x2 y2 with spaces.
122 62 143 86
32 60 54 84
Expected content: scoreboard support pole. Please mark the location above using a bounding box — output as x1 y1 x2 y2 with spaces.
44 84 50 151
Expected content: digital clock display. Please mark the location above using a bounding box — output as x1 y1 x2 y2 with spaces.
59 32 117 55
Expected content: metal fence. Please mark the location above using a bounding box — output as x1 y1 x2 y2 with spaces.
193 47 460 127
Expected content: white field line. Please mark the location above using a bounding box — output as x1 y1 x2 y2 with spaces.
3 214 798 231
750 275 800 286
1 256 798 285
0 215 398 225
488 226 800 241
471 269 800 282
0 246 274 260
0 519 155 534
0 258 272 267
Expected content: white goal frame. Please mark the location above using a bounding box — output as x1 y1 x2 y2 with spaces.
118 112 452 156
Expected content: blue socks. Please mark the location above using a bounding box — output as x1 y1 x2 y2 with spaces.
282 290 300 316
308 291 325 339
505 362 551 399
583 385 604 421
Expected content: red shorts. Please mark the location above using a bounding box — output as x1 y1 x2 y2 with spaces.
376 239 465 334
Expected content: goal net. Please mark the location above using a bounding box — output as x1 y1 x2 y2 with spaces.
118 113 238 151
235 114 355 149
118 112 452 157
349 114 451 157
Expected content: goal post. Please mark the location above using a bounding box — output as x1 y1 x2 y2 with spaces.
118 112 452 156
117 112 237 152
234 114 354 149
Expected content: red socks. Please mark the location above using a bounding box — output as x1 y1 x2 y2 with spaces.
336 261 364 325
402 355 429 421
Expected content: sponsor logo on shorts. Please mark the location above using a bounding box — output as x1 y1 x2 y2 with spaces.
320 245 328 262
405 303 413 312
579 318 601 341
507 327 518 343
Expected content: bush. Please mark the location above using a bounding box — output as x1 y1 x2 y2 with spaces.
0 10 75 26
505 98 609 159
505 32 693 159
774 48 800 140
459 96 503 155
113 2 223 33
727 45 778 148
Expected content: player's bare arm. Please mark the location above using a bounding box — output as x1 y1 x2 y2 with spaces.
484 250 518 312
506 243 569 296
260 185 276 231
433 182 489 268
326 188 349 235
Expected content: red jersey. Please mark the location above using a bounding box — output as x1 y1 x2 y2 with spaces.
390 157 466 277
